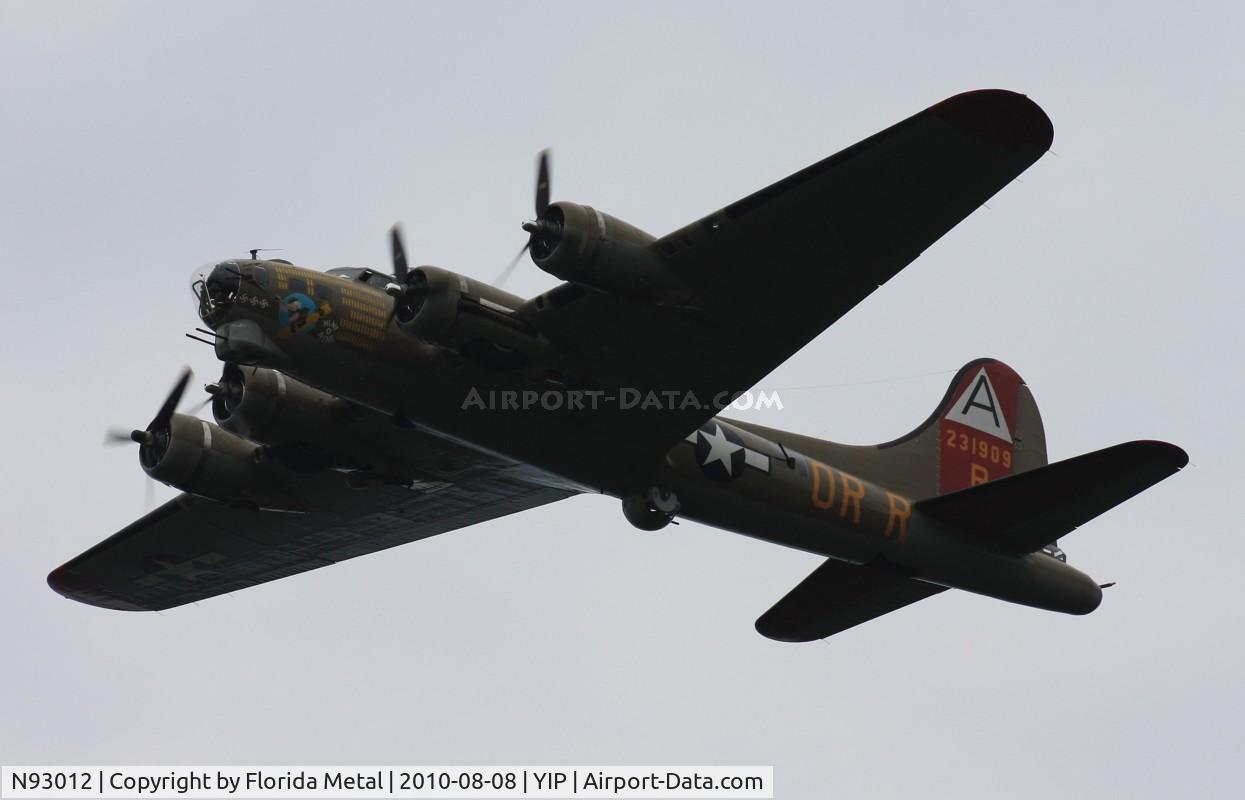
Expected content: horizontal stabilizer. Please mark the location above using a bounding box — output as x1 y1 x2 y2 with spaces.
915 440 1188 554
756 558 946 642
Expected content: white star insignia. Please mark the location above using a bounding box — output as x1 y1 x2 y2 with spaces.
151 553 225 583
700 423 743 475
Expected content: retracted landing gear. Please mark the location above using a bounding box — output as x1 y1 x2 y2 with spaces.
622 486 681 531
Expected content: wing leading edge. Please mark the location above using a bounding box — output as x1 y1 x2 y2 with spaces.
49 470 573 611
530 90 1054 452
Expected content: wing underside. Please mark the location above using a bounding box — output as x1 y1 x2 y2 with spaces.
528 90 1054 452
49 469 573 611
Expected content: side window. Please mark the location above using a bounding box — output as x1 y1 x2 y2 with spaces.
252 267 268 288
287 277 308 295
315 284 334 302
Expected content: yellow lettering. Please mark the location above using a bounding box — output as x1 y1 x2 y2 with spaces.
970 463 990 486
811 462 836 510
839 473 865 524
884 492 912 542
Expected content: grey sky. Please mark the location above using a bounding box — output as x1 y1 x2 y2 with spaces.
1 1 1240 797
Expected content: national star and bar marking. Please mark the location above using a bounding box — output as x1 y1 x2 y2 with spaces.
685 423 771 481
135 552 227 586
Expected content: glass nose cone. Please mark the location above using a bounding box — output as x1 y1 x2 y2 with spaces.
191 260 242 321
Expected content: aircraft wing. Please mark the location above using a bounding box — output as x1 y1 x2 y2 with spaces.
48 469 573 611
533 90 1053 450
756 557 946 642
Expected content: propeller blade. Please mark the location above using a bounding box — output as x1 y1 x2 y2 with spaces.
493 241 531 288
105 428 153 446
147 368 192 432
390 224 408 284
105 428 137 446
535 149 551 219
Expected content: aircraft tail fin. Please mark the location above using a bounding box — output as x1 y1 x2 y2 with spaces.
915 440 1188 554
886 357 1047 497
732 358 1048 501
754 440 1186 642
734 360 1182 553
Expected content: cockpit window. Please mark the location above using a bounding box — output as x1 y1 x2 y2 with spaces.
325 267 394 290
252 266 268 288
364 271 392 289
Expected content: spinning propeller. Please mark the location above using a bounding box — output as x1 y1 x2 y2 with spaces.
385 148 557 313
384 224 432 323
105 369 195 507
494 149 559 288
105 368 193 453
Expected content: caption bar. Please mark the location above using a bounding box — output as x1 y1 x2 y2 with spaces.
1 767 772 799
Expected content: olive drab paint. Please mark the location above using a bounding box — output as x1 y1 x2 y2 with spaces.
51 90 1188 642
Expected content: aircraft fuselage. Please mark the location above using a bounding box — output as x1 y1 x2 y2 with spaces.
196 258 1103 616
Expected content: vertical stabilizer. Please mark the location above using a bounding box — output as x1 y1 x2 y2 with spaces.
730 358 1047 500
931 359 1046 494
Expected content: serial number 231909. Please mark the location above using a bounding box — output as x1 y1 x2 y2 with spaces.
945 428 1012 468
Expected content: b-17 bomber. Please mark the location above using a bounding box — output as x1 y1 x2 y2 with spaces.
49 90 1187 641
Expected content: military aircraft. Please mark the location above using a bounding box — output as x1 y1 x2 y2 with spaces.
49 89 1187 641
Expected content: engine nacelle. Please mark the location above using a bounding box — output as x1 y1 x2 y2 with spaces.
211 363 367 472
141 413 303 510
532 202 689 301
397 266 537 369
209 364 482 482
209 363 443 475
397 265 461 342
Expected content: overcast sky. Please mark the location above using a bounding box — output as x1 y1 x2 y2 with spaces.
2 2 1241 797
